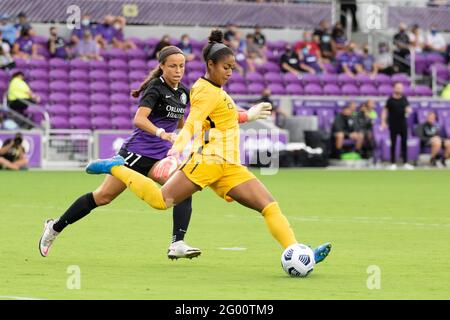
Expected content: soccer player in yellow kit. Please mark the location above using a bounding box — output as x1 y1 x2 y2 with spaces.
86 30 331 265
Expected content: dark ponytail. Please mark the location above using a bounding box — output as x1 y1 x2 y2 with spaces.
131 45 184 98
202 29 234 65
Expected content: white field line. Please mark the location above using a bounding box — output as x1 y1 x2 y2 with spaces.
0 295 46 300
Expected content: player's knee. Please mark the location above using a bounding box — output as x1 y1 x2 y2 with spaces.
93 191 115 206
431 137 441 147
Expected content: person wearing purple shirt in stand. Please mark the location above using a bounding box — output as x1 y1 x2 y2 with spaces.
337 42 363 76
177 34 195 62
48 26 69 59
76 30 102 61
12 27 43 60
39 46 202 260
71 14 99 46
359 44 378 77
298 46 326 74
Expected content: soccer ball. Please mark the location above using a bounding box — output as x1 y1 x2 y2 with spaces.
281 243 315 277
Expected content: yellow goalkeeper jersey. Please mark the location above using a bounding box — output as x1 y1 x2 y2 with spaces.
172 77 240 164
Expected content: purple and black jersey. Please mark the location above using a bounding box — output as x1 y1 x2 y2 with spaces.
123 77 189 160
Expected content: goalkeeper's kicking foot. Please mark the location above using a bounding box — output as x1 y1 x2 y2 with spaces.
167 240 202 260
86 155 125 174
39 219 59 257
313 242 332 264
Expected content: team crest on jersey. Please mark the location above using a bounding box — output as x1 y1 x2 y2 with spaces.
180 92 187 104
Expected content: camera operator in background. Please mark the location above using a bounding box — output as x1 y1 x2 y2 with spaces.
0 132 28 170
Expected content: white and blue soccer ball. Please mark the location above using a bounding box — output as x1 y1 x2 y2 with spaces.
281 243 315 277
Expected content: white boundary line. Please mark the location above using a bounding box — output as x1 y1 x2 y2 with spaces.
0 295 46 300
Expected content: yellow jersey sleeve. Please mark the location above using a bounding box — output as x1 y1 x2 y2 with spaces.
172 85 220 154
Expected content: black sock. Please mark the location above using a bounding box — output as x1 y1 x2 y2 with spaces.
172 196 192 243
53 193 98 232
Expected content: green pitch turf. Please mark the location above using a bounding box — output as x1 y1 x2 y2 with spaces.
0 169 449 300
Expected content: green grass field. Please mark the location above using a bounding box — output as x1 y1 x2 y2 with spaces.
0 169 449 300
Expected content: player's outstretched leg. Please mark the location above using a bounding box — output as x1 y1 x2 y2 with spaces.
313 242 332 264
39 219 59 257
86 155 125 174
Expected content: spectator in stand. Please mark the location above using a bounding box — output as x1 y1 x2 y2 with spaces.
381 82 414 170
151 34 170 60
257 88 287 128
0 30 15 70
417 111 449 167
280 43 302 77
252 25 266 49
376 42 395 75
224 23 239 50
48 26 69 59
359 44 378 77
177 34 195 62
12 26 43 60
0 132 28 170
295 31 320 57
331 21 347 53
357 99 377 158
76 30 102 61
337 42 363 77
314 19 333 61
332 102 364 157
109 16 136 50
244 33 266 73
393 22 410 74
424 24 447 54
409 24 425 53
15 12 33 36
71 14 99 46
298 45 326 74
0 14 18 46
7 71 41 116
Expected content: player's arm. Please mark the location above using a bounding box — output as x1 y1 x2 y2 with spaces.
238 102 272 123
381 105 388 129
133 107 174 143
0 140 14 155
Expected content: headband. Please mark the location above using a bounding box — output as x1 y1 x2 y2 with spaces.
206 43 228 60
158 46 184 63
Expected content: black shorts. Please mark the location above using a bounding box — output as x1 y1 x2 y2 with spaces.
118 148 160 176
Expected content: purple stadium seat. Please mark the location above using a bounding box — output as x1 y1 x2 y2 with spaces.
70 81 90 94
414 85 432 96
89 70 109 81
359 84 378 96
127 37 146 50
426 53 446 69
187 60 205 72
110 93 129 105
256 61 280 74
391 73 410 86
128 59 147 70
403 85 415 96
47 104 69 117
90 81 110 94
437 109 450 128
245 72 265 84
69 104 90 117
91 93 111 105
29 80 49 93
188 71 203 84
416 109 432 124
355 74 372 85
324 63 337 74
381 135 420 162
304 83 323 95
341 84 359 96
110 104 130 116
304 100 336 108
112 116 133 130
29 58 48 70
338 74 357 85
103 48 127 61
110 81 130 94
126 48 147 60
267 83 286 95
70 58 90 71
147 60 159 70
29 69 49 82
228 72 246 84
90 104 110 117
89 60 108 71
69 93 90 105
34 92 48 106
70 116 91 130
69 70 89 82
294 107 314 116
316 108 335 132
50 116 69 129
49 92 70 105
49 58 69 71
267 40 287 52
146 37 160 48
91 116 112 130
323 84 341 95
286 83 303 95
374 73 392 86
228 83 248 95
301 74 321 86
414 53 427 75
247 83 265 94
378 84 393 96
430 63 449 82
283 72 302 85
264 72 284 84
129 71 147 83
109 70 129 83
319 73 338 85
0 69 7 81
36 46 50 59
108 59 129 72
50 80 69 94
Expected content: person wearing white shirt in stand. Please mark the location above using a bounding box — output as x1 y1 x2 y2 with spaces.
425 25 446 53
